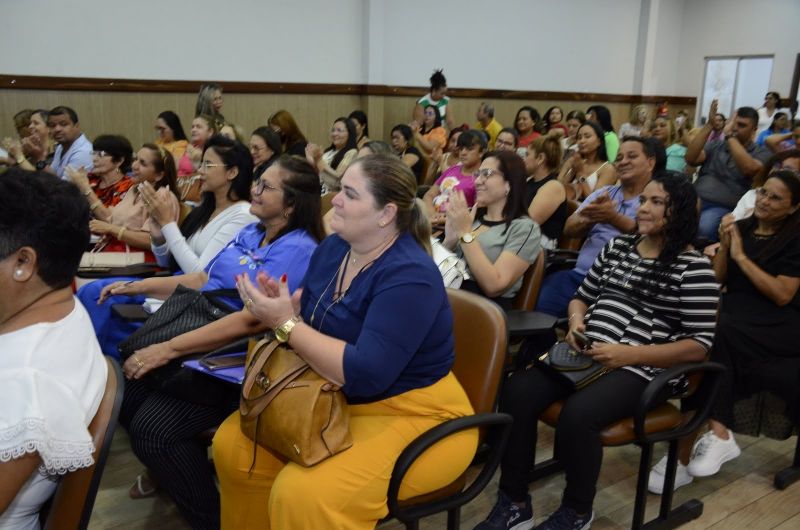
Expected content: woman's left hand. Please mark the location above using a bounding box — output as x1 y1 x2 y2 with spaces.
584 342 639 369
89 219 115 235
236 271 299 328
445 191 475 239
122 342 177 379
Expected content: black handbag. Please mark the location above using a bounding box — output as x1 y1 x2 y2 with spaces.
538 341 610 390
118 285 240 405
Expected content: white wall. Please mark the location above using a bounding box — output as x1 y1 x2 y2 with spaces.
380 0 643 94
0 0 365 83
2 0 797 100
676 0 800 99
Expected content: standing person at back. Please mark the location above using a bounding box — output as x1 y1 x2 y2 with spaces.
476 102 503 150
688 100 772 242
47 106 93 179
414 69 454 130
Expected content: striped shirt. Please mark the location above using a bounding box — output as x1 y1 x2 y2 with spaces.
575 235 720 392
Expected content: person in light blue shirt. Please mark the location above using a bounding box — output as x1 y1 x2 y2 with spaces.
536 137 657 318
47 106 93 178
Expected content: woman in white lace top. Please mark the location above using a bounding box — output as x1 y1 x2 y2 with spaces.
0 170 107 530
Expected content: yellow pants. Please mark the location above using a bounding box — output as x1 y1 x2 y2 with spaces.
212 371 478 529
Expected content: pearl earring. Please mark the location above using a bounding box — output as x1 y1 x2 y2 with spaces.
14 269 24 278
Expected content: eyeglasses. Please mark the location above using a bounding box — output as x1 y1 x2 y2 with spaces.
755 187 787 203
330 128 347 134
250 145 265 152
253 179 279 196
92 150 111 158
200 160 226 171
473 168 504 180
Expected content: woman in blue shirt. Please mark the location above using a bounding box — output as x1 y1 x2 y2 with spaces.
109 155 325 530
214 154 477 529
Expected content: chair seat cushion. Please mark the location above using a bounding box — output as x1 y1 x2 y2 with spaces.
540 401 683 446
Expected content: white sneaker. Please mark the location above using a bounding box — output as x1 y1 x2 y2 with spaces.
648 455 693 494
686 430 741 477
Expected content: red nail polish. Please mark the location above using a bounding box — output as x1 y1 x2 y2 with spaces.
280 273 287 283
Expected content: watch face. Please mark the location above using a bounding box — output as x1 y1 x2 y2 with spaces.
461 233 474 243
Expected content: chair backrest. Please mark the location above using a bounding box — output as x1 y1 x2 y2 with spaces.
43 357 124 530
557 200 583 251
447 289 508 414
511 250 545 311
320 192 336 216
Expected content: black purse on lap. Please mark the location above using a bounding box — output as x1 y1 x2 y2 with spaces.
118 285 240 405
538 341 610 390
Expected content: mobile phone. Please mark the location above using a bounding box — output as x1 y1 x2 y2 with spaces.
200 354 247 371
571 330 592 350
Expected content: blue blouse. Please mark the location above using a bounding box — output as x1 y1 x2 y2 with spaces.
203 223 318 308
300 233 454 403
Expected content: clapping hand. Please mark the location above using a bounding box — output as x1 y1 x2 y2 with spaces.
141 182 177 226
579 192 617 224
236 271 301 328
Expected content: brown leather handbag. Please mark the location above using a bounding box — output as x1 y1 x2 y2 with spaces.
239 337 353 467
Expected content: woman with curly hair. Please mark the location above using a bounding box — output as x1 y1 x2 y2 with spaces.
475 170 720 530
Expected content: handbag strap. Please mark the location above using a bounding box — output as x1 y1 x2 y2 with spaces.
239 338 308 418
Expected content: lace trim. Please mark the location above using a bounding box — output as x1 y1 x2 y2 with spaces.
0 418 95 475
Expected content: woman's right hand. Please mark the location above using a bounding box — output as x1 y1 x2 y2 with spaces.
65 165 91 192
565 318 586 351
718 213 735 248
305 144 322 166
98 280 142 304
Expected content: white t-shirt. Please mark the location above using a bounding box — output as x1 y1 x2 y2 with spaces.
0 300 107 530
152 201 257 273
756 106 792 136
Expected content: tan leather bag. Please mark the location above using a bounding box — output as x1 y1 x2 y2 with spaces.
239 337 353 467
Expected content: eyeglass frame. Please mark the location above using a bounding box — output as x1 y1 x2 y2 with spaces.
755 186 788 203
473 168 505 181
253 179 281 196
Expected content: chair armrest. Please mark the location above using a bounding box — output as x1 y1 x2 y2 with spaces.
387 412 513 523
634 361 726 443
506 310 557 338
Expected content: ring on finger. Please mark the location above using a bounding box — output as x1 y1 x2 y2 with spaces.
133 356 144 368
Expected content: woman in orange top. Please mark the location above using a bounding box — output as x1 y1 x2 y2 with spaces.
413 105 447 157
154 111 189 163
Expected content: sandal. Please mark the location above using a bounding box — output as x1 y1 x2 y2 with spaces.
129 472 158 499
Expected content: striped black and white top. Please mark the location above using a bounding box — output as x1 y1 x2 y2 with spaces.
575 235 720 392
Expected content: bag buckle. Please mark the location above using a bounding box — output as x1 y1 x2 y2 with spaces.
255 373 271 391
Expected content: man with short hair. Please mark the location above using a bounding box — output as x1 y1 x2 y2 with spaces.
687 100 771 241
47 106 93 178
475 102 502 150
535 137 659 319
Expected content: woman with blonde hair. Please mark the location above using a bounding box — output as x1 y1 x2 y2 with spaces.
214 154 477 529
620 104 649 138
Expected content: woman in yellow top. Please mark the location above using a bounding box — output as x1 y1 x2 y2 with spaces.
154 111 189 163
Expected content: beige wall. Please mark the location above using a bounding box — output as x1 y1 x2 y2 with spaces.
0 89 695 151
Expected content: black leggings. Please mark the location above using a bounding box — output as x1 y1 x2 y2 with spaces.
120 378 237 530
498 367 664 514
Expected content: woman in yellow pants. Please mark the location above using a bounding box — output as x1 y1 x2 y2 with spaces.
215 154 478 528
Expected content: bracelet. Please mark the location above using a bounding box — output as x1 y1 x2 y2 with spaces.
90 201 102 211
117 226 126 240
83 188 93 197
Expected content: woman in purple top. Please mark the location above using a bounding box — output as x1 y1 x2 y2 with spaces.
108 156 325 530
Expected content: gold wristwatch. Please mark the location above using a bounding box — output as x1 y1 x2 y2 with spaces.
460 232 476 244
274 316 301 343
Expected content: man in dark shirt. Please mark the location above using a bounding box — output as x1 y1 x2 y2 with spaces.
687 100 771 241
